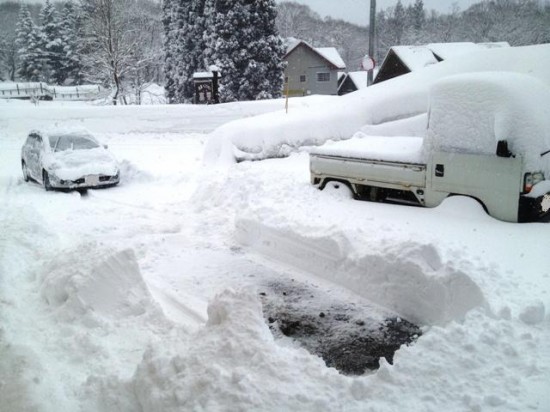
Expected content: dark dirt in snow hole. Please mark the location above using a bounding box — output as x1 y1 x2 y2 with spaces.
259 279 422 376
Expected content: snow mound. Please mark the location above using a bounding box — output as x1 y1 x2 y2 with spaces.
236 218 485 326
359 113 428 138
118 159 154 184
39 245 162 324
98 289 355 411
519 300 546 325
434 195 492 221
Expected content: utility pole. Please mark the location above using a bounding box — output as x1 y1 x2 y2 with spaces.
367 0 376 86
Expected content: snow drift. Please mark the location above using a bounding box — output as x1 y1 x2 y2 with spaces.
39 245 164 325
93 289 355 412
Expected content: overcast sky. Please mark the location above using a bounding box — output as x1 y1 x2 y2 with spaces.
6 0 481 27
277 0 481 26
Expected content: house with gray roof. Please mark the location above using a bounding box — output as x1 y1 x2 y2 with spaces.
283 41 346 97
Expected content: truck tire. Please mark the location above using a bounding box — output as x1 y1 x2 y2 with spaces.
321 180 355 199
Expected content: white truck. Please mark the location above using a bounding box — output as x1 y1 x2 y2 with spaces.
310 73 550 223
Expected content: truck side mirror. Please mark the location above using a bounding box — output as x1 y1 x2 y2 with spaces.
496 140 512 158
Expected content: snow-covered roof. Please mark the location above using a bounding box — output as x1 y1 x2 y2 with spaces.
314 47 346 70
391 46 439 71
193 72 213 79
285 41 346 70
426 42 482 60
427 42 510 60
388 42 512 74
347 71 369 89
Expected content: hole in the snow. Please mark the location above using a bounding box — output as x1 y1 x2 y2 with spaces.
259 279 422 376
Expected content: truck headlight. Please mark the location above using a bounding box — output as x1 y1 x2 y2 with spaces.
524 172 545 193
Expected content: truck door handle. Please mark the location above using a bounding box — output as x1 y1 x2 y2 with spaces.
435 164 445 177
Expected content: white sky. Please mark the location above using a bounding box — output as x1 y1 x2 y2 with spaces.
277 0 481 26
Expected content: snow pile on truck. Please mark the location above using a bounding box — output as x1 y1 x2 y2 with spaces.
425 72 550 176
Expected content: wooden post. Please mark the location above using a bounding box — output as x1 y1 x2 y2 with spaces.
284 80 289 114
16 84 20 95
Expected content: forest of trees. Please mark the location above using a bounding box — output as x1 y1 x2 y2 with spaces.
0 0 548 104
0 0 162 104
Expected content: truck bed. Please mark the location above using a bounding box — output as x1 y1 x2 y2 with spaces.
310 136 427 189
310 135 426 164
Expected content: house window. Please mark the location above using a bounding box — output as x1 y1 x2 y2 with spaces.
316 72 330 82
300 75 306 83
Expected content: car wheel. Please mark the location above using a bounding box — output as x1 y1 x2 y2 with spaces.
43 170 52 191
22 161 29 182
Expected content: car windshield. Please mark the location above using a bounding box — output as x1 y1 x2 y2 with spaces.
50 134 100 152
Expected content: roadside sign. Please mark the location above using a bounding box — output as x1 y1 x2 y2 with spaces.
361 55 375 71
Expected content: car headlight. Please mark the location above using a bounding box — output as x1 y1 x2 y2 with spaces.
524 172 545 193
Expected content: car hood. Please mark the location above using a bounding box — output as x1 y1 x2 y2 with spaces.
44 148 119 180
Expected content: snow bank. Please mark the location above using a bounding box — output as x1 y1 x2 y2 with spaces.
117 159 155 184
39 245 163 324
204 44 550 164
236 218 484 325
96 289 357 411
425 72 550 175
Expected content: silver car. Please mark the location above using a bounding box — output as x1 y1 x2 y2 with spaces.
21 129 120 191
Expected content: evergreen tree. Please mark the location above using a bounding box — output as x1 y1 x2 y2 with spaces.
59 2 84 84
39 0 64 84
175 0 206 102
411 0 426 30
204 0 285 102
163 0 177 102
162 0 207 103
15 4 42 81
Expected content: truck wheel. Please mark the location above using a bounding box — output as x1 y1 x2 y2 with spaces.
322 180 354 199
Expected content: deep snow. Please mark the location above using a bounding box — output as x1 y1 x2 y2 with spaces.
1 57 549 411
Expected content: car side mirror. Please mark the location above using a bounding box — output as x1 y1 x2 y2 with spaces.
496 140 512 158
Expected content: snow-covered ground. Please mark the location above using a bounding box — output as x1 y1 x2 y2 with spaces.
1 67 549 411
